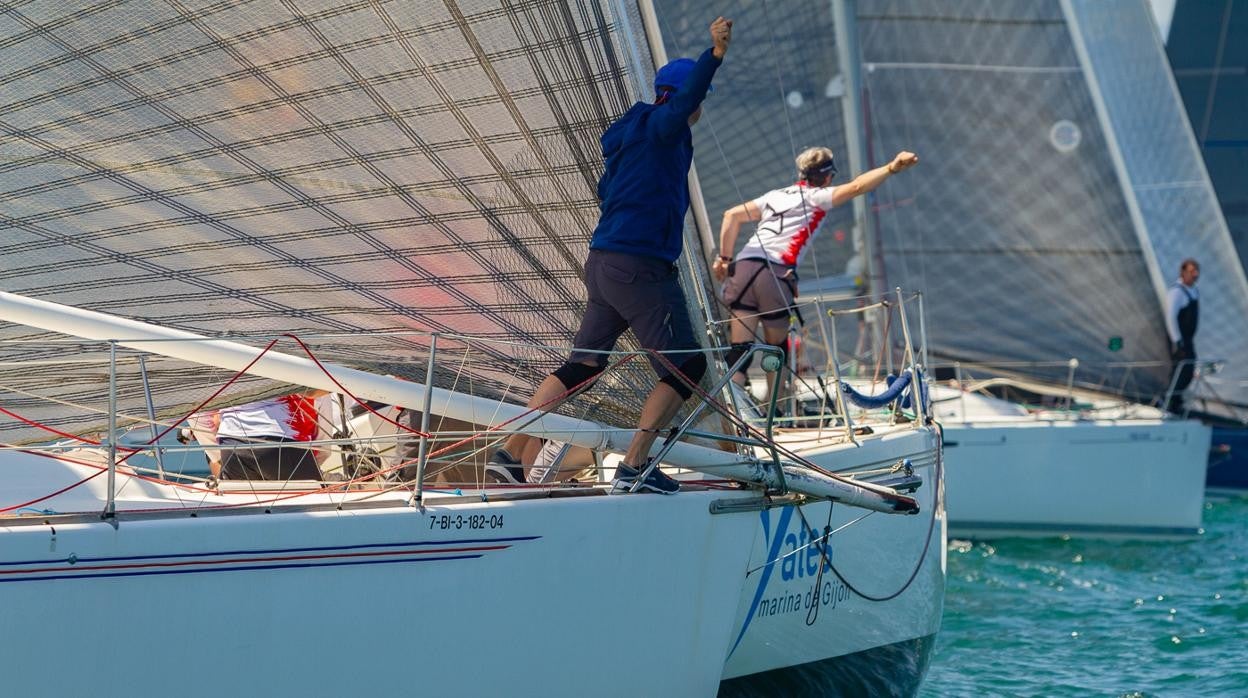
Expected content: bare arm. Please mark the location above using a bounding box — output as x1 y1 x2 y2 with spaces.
830 151 918 207
1164 286 1184 346
189 411 222 478
712 200 761 281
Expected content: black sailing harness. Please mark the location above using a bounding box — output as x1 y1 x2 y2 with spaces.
724 192 814 326
1176 284 1198 344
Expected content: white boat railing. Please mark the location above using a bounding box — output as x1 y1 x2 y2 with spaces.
928 356 1241 423
733 288 933 440
0 291 926 517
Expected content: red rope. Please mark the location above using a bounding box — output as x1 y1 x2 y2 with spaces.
0 406 138 452
279 333 432 438
0 467 106 514
0 336 639 511
115 337 284 465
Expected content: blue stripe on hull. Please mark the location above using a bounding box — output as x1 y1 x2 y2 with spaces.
0 553 484 584
0 535 539 567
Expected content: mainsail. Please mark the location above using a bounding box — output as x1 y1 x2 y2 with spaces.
854 0 1248 411
0 0 713 444
653 0 1248 414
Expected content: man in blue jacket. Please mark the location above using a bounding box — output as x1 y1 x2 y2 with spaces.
489 16 733 494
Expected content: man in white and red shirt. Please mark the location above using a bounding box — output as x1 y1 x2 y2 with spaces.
713 146 918 393
198 392 326 481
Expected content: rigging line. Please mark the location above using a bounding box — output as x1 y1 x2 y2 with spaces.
1198 0 1234 146
744 501 867 577
653 8 805 381
759 0 802 163
804 500 833 626
646 348 906 485
0 380 170 429
825 438 941 602
0 405 135 452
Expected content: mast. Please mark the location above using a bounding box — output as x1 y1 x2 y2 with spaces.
832 0 882 304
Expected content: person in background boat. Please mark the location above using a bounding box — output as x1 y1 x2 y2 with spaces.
487 16 734 494
712 146 919 404
194 391 328 482
185 411 223 478
1165 258 1200 414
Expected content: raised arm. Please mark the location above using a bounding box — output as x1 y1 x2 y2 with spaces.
830 151 918 207
650 17 732 140
712 200 761 281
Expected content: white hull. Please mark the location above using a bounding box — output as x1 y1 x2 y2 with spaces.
0 429 943 696
942 417 1209 539
722 427 946 688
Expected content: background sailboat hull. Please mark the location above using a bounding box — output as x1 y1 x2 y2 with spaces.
1207 426 1248 496
942 418 1209 539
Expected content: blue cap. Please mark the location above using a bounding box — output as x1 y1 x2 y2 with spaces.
654 57 711 95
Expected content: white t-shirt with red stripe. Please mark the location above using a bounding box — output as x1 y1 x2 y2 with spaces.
736 182 837 266
216 395 318 441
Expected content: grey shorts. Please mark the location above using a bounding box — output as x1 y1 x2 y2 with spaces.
721 258 798 331
568 250 698 376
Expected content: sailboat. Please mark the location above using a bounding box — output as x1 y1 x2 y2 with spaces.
654 0 1230 539
848 0 1248 537
0 1 943 695
1163 0 1248 496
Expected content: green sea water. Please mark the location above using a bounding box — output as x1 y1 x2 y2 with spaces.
921 497 1248 696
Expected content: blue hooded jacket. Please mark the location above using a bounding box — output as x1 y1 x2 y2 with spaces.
589 48 721 263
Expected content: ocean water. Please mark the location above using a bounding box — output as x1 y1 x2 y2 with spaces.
920 497 1248 696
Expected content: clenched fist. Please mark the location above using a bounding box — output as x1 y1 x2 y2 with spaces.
711 17 733 59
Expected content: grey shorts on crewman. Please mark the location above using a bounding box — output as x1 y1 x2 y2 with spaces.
569 250 697 377
721 257 798 331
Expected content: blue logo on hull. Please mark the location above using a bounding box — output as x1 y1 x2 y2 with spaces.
727 505 848 658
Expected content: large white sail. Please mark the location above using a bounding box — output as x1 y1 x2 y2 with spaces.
847 0 1248 411
1064 0 1248 412
0 0 715 443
